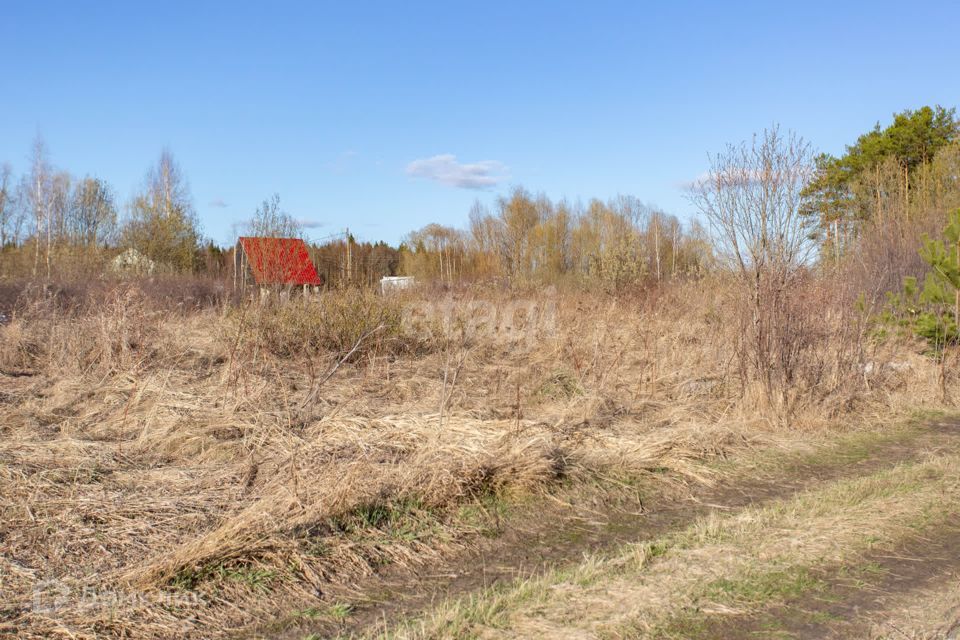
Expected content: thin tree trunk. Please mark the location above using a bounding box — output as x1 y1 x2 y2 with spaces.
45 212 51 278
654 219 661 282
33 175 42 277
834 219 840 263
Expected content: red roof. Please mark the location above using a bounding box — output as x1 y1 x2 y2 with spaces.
238 237 322 286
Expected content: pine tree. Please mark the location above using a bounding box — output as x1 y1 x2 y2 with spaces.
916 209 960 344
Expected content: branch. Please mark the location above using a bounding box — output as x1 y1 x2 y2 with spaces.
298 323 385 410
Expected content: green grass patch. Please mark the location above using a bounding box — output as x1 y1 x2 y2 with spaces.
323 496 444 543
170 561 279 592
701 565 825 605
455 491 512 537
536 371 583 400
327 602 353 621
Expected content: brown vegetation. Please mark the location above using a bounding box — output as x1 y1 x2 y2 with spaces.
0 272 948 638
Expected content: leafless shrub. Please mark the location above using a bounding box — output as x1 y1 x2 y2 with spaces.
688 126 864 417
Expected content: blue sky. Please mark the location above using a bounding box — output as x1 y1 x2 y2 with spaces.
2 1 959 246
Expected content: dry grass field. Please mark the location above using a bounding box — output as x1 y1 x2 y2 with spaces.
2 7 960 639
0 278 953 639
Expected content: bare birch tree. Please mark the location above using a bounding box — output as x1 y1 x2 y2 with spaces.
0 163 13 248
689 126 816 406
151 149 191 220
49 171 72 250
248 193 302 238
25 136 52 277
71 177 117 248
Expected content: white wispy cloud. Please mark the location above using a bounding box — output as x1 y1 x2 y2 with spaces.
209 198 229 208
297 218 326 229
405 154 508 190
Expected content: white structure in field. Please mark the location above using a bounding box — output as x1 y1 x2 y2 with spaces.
111 248 156 275
380 276 415 293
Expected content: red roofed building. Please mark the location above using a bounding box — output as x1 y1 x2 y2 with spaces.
235 237 323 288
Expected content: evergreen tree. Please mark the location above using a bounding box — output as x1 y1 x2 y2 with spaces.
883 209 960 350
801 106 960 258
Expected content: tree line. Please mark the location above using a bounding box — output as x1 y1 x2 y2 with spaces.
399 190 712 290
0 138 207 277
2 105 959 296
0 134 711 290
0 138 395 283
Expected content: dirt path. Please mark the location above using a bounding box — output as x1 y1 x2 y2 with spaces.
378 426 960 639
683 517 960 639
267 416 960 639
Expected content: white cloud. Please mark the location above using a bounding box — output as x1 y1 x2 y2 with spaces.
405 154 508 190
297 218 326 229
209 198 229 208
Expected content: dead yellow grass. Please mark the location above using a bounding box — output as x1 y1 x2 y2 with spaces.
0 279 951 638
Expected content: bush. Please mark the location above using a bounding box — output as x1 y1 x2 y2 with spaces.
239 288 419 359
